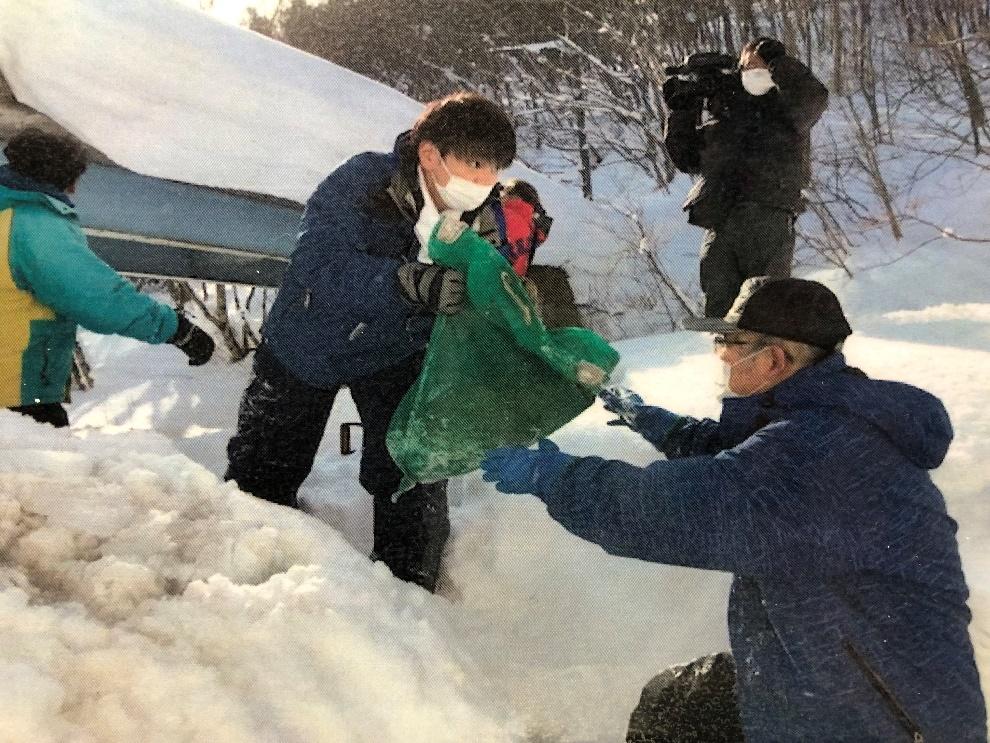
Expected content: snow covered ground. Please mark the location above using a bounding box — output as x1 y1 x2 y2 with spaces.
0 232 983 742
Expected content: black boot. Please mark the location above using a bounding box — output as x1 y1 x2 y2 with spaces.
371 481 450 592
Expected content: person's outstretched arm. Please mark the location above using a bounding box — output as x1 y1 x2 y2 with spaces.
482 418 855 581
600 387 723 457
11 205 177 342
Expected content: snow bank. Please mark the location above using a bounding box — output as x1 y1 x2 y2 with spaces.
0 414 517 743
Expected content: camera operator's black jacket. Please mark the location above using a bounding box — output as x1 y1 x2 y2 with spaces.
665 56 828 228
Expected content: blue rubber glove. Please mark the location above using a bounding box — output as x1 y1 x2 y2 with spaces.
600 386 646 428
480 439 575 495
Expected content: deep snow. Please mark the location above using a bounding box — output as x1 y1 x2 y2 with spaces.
0 234 983 742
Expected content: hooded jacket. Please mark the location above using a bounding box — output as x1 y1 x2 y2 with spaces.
535 354 985 742
0 167 178 408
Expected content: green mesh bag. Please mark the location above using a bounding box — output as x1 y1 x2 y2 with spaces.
386 216 620 494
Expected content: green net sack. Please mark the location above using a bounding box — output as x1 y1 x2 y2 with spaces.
386 217 620 494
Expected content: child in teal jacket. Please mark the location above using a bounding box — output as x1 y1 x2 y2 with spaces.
0 127 214 426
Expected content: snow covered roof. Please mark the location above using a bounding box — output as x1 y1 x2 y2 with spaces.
0 0 421 203
0 0 415 284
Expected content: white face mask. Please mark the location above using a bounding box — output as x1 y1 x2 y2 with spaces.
436 157 494 212
718 345 771 399
742 68 776 96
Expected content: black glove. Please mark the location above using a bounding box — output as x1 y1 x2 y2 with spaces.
397 262 466 315
170 313 215 366
662 77 699 109
755 38 787 65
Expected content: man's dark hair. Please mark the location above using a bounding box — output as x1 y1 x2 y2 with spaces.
411 92 516 169
3 127 88 191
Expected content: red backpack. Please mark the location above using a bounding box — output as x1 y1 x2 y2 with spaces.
500 196 551 277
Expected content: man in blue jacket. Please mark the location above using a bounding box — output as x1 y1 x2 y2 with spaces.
1 127 214 428
226 92 517 592
481 277 986 742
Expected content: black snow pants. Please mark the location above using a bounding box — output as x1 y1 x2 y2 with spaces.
225 344 449 592
699 202 795 318
626 652 745 743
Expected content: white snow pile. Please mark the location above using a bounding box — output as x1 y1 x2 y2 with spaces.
0 416 517 743
884 302 990 326
0 0 687 339
0 0 421 203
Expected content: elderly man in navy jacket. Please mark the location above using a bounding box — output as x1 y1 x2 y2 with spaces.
226 92 516 592
482 277 985 742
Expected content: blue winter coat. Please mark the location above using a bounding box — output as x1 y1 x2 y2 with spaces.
538 354 986 742
262 139 427 386
263 135 504 387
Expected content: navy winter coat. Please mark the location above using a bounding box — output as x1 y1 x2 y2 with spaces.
538 354 986 742
263 137 434 387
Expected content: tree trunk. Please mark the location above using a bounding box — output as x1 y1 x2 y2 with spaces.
856 0 884 140
778 0 797 50
575 102 594 200
571 53 594 200
953 45 988 154
847 99 903 240
722 7 735 53
899 0 916 42
832 1 844 95
933 5 988 154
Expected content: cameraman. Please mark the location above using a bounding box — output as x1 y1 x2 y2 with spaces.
664 38 828 318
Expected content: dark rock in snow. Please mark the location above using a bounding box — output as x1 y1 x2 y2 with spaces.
626 652 744 743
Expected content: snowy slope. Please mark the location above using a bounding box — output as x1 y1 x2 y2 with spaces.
0 0 688 339
0 414 520 743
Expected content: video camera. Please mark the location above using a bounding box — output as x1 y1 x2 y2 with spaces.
663 51 739 103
